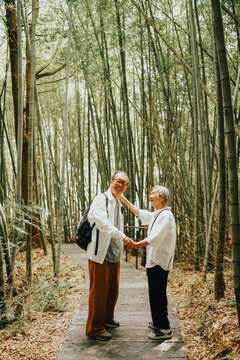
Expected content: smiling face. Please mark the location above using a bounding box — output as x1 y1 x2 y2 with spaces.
110 172 129 198
149 192 166 210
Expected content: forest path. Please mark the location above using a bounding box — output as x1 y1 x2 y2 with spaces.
57 244 186 360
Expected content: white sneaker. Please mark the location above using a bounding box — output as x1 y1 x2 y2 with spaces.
148 329 172 340
148 322 160 331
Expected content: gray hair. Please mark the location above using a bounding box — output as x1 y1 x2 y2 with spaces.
151 185 169 200
111 170 129 181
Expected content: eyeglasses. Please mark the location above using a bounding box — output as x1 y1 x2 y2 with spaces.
114 178 128 186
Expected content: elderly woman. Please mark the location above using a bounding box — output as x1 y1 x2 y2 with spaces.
119 185 176 341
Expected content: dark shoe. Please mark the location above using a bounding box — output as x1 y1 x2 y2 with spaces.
148 322 160 331
148 329 172 340
105 320 120 329
91 329 112 341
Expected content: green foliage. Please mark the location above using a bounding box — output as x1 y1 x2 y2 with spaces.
1 271 74 329
28 279 72 313
1 0 239 319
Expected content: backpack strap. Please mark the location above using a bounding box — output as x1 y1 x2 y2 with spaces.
149 208 170 235
91 220 95 230
94 192 109 255
104 192 109 217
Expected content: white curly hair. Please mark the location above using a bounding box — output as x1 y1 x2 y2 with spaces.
151 185 169 200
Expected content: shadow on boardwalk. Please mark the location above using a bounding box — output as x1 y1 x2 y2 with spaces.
57 244 186 360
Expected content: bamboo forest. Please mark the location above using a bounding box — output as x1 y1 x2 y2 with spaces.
0 0 240 359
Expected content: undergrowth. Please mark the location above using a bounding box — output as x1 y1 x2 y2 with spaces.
1 249 78 331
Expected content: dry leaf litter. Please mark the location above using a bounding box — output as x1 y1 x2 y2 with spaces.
1 250 240 360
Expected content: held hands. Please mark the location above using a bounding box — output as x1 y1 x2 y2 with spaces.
127 240 139 249
123 236 133 246
123 237 139 249
124 238 149 249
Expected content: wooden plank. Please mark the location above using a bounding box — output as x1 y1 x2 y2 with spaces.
58 244 186 360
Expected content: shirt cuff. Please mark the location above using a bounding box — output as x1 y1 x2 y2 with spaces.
118 231 127 241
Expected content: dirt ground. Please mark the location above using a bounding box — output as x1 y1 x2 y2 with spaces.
0 249 84 360
1 249 240 360
168 264 240 360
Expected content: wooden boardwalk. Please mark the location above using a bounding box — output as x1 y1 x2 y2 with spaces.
57 244 186 360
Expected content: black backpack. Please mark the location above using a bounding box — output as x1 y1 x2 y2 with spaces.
76 194 108 251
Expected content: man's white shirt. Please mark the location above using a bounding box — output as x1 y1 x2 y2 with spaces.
87 189 125 264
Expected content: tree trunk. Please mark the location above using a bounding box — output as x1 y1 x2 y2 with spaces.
0 209 7 325
211 0 240 324
114 0 135 237
0 239 7 327
189 0 200 270
16 0 23 204
214 48 226 300
26 0 38 288
55 37 70 277
4 0 18 142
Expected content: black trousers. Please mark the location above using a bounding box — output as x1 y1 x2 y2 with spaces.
147 265 170 329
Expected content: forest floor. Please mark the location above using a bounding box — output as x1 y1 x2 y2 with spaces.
0 248 84 360
0 248 240 360
168 262 240 360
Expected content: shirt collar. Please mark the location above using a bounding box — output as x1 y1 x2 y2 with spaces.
105 188 115 201
105 189 122 206
154 206 171 214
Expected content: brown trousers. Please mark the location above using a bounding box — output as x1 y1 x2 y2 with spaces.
86 259 120 336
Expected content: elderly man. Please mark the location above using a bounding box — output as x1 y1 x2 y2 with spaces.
86 171 131 341
119 185 176 340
